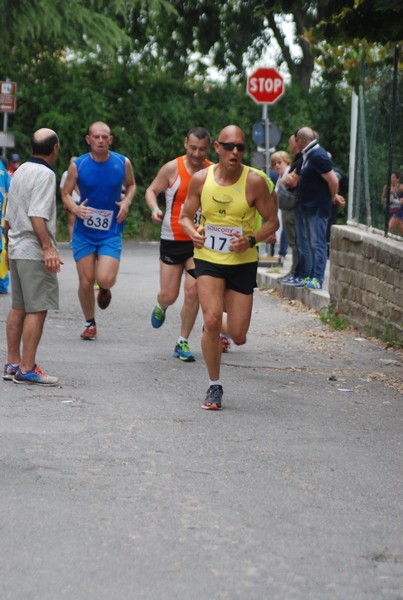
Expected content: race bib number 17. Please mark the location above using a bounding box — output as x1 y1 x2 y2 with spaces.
204 224 243 253
83 207 113 231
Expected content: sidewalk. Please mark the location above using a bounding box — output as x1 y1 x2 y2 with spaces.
257 252 331 312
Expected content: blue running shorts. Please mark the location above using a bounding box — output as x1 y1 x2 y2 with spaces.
72 233 123 262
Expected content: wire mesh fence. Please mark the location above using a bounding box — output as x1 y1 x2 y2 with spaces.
349 46 402 238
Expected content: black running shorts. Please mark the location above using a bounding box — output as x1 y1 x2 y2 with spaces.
194 259 257 295
160 239 194 265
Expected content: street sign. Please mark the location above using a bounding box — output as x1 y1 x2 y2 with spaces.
252 121 281 147
0 132 15 147
247 67 284 104
0 81 17 113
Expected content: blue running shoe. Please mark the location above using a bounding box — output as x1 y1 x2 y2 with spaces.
305 277 322 289
282 275 301 285
13 364 59 386
173 340 195 362
151 304 166 328
295 277 311 288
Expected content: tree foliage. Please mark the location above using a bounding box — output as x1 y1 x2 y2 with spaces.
312 0 403 44
0 0 174 77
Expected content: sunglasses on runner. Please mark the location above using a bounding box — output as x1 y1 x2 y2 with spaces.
217 141 246 152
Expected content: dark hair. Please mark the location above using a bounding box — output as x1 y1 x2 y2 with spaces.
186 127 211 143
31 132 59 156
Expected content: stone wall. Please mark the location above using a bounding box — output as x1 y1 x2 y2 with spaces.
329 225 403 343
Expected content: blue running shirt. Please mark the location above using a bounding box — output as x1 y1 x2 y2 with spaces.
74 151 126 240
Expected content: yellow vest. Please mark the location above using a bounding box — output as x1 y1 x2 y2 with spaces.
194 165 257 265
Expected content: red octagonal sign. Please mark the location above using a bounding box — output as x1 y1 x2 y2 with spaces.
247 67 284 105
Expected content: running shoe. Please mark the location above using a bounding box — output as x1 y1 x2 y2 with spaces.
3 363 18 381
151 304 166 328
281 275 296 284
201 385 223 410
173 340 195 362
220 334 231 353
97 287 112 310
305 277 322 290
80 324 97 340
289 276 304 285
13 364 59 386
295 277 311 288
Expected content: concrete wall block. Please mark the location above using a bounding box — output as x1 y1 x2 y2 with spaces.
384 303 403 324
365 291 386 315
371 263 394 286
380 282 398 304
365 274 384 295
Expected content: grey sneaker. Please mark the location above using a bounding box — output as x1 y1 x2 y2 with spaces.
201 385 223 410
13 364 59 386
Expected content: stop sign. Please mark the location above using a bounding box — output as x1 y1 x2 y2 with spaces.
247 67 284 104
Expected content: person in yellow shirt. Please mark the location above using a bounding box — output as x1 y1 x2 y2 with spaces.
180 125 278 410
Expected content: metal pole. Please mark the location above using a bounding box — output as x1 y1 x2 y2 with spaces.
385 44 399 235
262 104 270 176
2 111 8 157
347 92 358 224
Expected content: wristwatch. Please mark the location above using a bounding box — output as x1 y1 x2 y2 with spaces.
248 235 257 248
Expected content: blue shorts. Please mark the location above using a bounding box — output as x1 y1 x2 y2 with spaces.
72 232 123 262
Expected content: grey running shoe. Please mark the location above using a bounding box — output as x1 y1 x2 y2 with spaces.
3 363 18 381
201 385 223 410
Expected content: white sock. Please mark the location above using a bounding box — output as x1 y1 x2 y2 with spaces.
209 379 222 388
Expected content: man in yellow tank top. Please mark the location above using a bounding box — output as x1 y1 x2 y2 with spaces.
180 125 279 410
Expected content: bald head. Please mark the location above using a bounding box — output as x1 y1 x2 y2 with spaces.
31 128 59 157
88 121 111 135
296 127 315 144
218 125 245 142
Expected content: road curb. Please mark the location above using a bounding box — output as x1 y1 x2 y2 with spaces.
257 267 330 312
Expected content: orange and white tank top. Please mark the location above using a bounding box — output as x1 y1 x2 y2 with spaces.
161 156 210 241
194 165 257 265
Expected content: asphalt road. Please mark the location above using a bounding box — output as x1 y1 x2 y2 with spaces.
1 241 402 600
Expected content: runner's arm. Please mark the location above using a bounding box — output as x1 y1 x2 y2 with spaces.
179 170 207 249
145 160 177 224
116 159 136 223
252 173 279 243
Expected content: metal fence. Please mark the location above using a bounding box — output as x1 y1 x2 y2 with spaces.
348 46 402 237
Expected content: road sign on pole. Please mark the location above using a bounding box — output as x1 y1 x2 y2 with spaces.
246 67 284 105
0 81 17 113
252 121 281 147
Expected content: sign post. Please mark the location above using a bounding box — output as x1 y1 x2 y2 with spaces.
246 67 284 175
0 80 17 157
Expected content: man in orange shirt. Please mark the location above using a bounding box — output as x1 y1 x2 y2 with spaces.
145 127 211 362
